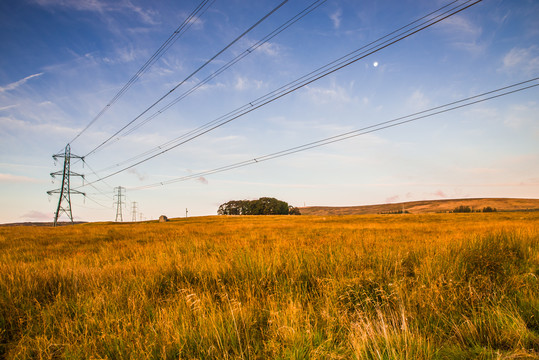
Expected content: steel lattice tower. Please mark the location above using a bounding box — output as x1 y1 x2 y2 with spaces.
47 144 85 226
114 186 126 222
131 201 138 222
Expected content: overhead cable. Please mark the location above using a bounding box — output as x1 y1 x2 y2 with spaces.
96 0 461 171
81 195 110 209
66 0 215 147
83 0 290 158
89 0 329 156
81 159 114 200
84 0 482 185
127 78 539 190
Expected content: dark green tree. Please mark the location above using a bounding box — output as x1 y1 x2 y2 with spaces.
288 206 301 215
217 197 293 215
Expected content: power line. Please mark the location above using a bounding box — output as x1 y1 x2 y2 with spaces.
66 0 215 147
95 0 459 172
82 194 110 209
127 78 538 191
82 159 114 199
81 0 482 187
83 0 290 158
89 0 329 158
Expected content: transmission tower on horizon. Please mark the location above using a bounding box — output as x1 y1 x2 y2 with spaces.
113 186 126 222
47 144 85 227
131 201 138 222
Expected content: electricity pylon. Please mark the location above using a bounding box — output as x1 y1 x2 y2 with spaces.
47 144 85 226
131 201 138 222
113 186 126 222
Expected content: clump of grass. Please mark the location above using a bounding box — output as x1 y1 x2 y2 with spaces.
451 303 538 353
350 308 433 360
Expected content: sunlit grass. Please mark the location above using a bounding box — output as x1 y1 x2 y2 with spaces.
0 213 537 358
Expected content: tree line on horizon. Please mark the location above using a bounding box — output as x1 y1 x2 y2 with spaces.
217 197 301 215
453 205 497 213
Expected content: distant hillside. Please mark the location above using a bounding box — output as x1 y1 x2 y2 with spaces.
299 198 539 216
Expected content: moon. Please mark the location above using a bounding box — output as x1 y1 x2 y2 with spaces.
373 61 379 67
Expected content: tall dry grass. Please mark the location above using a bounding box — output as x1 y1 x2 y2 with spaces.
0 213 537 359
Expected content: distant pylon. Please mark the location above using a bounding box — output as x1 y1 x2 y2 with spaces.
131 201 138 222
113 186 126 222
47 144 85 227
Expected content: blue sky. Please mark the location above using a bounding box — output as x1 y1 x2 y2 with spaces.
1 0 538 223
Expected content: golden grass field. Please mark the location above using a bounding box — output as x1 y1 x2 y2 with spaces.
1 212 538 359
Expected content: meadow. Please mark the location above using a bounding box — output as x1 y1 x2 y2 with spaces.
0 212 538 359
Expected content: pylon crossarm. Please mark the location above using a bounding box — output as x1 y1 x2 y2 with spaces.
52 153 83 160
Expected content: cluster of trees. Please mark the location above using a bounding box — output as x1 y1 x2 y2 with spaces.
452 205 498 213
453 205 473 213
380 209 410 214
218 197 301 215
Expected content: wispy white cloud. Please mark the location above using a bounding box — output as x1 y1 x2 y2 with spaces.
196 81 226 92
153 57 185 78
102 46 139 64
59 46 143 68
257 42 280 57
502 102 539 131
32 0 159 24
127 168 148 181
205 135 245 144
0 162 50 170
0 73 43 93
39 50 106 76
123 0 159 25
433 190 448 198
441 15 482 37
184 12 204 29
330 8 342 29
501 46 539 75
0 116 78 137
406 90 430 111
304 81 353 104
20 210 53 221
437 15 484 55
452 40 486 56
0 173 44 183
0 104 19 111
217 178 347 189
32 0 108 12
233 76 264 91
235 77 248 91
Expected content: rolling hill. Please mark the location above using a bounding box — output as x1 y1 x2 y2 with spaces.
299 198 539 216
